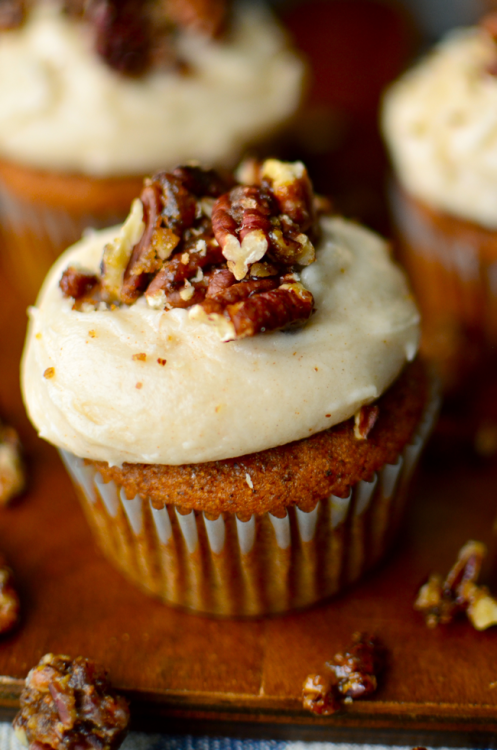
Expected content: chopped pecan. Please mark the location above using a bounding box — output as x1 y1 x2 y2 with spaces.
0 560 20 636
101 198 146 302
353 405 380 440
60 267 98 300
119 186 162 304
90 0 151 76
415 540 488 628
302 674 340 716
13 654 130 750
212 187 272 280
0 0 25 29
327 632 383 699
0 422 24 505
303 633 384 716
190 281 313 341
260 159 315 233
163 0 228 37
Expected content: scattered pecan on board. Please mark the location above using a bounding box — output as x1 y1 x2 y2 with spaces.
0 421 25 505
415 540 497 630
302 632 384 715
0 558 20 636
13 654 130 750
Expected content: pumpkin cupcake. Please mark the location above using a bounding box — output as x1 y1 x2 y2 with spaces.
383 14 497 389
21 158 437 616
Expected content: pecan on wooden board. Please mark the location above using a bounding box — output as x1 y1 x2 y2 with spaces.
0 422 25 505
414 540 497 630
0 560 20 636
302 632 384 715
13 654 130 750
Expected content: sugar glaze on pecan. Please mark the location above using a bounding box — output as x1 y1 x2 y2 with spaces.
60 159 328 342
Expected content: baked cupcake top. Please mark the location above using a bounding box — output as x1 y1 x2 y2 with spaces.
0 1 303 175
382 17 497 229
21 159 420 466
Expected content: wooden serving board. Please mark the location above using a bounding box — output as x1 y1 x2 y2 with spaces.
2 253 497 747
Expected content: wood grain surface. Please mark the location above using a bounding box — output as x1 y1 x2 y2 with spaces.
2 239 497 746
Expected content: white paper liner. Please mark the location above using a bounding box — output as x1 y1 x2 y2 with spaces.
60 376 440 617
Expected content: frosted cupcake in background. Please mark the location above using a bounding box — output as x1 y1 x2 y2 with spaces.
21 157 437 617
0 0 304 300
382 14 497 391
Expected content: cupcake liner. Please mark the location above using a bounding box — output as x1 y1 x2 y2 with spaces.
390 182 497 344
59 379 439 618
0 166 141 303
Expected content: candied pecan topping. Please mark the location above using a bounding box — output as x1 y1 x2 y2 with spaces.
302 632 384 716
90 0 151 76
414 540 497 630
353 405 380 440
0 421 24 505
0 560 20 636
65 158 326 340
164 0 227 37
0 0 24 29
60 267 99 300
302 674 340 716
13 654 130 750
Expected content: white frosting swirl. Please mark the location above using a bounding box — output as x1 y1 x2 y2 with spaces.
382 28 497 228
0 3 303 176
21 218 420 466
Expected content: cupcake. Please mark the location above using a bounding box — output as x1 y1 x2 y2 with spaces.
0 0 304 301
21 158 437 617
382 15 497 389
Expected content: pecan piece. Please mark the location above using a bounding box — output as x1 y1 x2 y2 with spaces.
90 0 151 76
0 422 24 505
13 654 130 750
302 674 340 716
101 198 145 302
353 405 380 440
163 0 227 37
190 281 313 341
327 632 383 700
120 187 161 304
261 159 315 233
59 267 98 300
415 540 488 628
212 187 272 280
0 0 25 29
0 560 20 636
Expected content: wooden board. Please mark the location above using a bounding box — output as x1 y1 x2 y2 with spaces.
2 248 497 747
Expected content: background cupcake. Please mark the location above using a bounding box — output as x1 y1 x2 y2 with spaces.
0 0 304 301
21 158 436 617
382 15 497 390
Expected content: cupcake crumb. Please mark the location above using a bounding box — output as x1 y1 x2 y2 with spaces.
43 367 55 379
135 382 143 389
157 358 167 366
88 330 96 338
132 353 147 362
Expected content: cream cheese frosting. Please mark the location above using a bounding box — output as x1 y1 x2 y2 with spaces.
382 28 497 229
0 3 303 176
21 218 420 466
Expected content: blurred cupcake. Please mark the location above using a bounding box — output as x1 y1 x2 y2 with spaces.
382 15 497 389
0 0 304 300
21 158 436 617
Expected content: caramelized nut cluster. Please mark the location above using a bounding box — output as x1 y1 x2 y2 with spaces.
61 159 326 342
0 559 20 636
415 540 497 630
302 633 384 716
13 654 130 750
0 421 25 506
5 0 229 76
